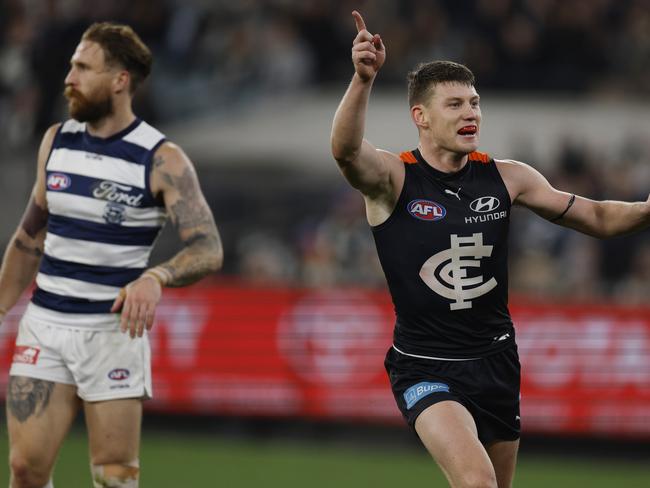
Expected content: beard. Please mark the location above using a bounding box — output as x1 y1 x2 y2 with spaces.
64 85 113 123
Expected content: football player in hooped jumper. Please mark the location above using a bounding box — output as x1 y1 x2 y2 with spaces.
0 22 222 488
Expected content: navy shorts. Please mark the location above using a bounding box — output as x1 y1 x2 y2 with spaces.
384 344 521 445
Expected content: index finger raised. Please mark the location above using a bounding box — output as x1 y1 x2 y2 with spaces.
352 10 367 33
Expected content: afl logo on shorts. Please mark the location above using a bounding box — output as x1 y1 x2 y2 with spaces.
408 199 446 221
108 368 130 381
47 173 71 191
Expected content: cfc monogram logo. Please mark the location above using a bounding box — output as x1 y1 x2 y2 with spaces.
419 233 497 310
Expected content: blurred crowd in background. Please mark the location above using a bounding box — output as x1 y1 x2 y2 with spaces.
3 0 650 139
0 0 648 304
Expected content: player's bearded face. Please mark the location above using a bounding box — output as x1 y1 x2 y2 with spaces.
64 83 113 123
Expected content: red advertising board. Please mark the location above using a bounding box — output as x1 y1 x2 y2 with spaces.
1 286 648 437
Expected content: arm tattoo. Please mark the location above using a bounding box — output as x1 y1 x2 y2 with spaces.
162 167 214 231
14 238 44 257
7 376 55 422
160 232 222 287
20 197 48 238
153 154 165 169
154 156 222 287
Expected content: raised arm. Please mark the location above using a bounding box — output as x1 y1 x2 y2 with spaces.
111 142 223 337
497 159 650 238
0 124 57 326
331 11 398 199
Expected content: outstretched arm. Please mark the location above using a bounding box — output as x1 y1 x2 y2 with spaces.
111 142 223 337
331 11 396 198
0 124 57 325
498 159 650 238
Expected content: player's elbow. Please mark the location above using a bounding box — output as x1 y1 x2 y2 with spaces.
331 140 360 169
591 202 618 239
210 246 224 273
204 236 224 273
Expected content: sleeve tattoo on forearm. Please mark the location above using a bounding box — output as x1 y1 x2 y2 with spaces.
154 156 221 287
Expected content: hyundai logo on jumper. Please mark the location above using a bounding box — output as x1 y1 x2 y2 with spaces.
470 196 500 213
47 173 71 191
404 382 450 409
408 200 446 221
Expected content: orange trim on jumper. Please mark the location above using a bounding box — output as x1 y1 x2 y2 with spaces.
399 151 418 164
468 151 490 163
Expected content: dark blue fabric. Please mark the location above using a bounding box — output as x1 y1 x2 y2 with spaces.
47 214 161 246
32 288 115 314
39 254 144 287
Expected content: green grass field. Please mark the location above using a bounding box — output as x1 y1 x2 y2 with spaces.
1 426 649 487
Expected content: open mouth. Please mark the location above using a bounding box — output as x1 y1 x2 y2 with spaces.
457 125 478 136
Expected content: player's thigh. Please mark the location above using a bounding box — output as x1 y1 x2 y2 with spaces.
6 377 80 471
84 398 143 464
486 439 519 488
415 400 497 488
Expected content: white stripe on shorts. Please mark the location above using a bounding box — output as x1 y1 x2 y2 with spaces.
392 344 481 361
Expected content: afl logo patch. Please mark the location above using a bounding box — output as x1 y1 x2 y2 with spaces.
470 196 500 213
108 368 130 381
408 200 446 221
47 173 71 191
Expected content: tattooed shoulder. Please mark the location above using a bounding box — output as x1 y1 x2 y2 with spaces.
153 154 165 169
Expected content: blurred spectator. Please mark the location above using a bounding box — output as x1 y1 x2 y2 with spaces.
236 231 299 286
298 189 384 288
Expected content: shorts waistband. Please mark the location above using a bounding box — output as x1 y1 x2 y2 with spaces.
392 344 482 361
24 302 120 330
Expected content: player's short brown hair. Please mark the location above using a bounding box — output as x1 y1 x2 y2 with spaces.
82 22 152 93
407 61 475 107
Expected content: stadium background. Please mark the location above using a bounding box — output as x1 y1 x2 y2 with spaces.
0 0 649 486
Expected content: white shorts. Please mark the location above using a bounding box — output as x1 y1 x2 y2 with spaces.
9 305 152 402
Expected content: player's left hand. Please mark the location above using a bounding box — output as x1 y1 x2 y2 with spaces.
111 275 162 338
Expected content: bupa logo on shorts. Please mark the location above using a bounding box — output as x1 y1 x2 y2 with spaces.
470 196 500 213
408 200 446 221
13 346 41 365
108 368 130 381
47 173 71 191
404 381 450 410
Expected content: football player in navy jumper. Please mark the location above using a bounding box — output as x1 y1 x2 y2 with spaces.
331 11 650 488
